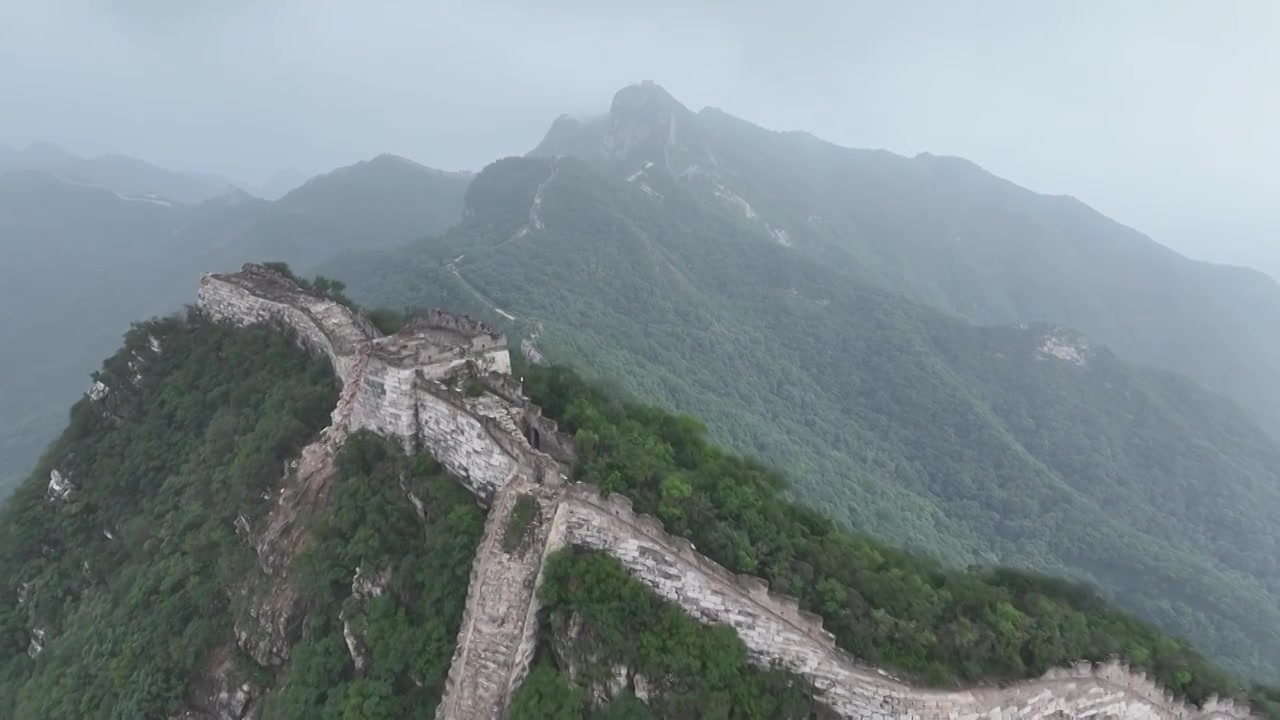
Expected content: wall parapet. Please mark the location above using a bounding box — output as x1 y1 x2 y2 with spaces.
565 484 842 650
559 483 1262 720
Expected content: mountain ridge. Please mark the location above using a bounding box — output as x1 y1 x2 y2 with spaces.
0 141 238 205
536 84 1280 435
330 126 1280 678
0 152 472 501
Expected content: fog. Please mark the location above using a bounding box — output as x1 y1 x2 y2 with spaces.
2 0 1276 276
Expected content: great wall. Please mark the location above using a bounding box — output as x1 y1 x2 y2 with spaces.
196 263 1263 720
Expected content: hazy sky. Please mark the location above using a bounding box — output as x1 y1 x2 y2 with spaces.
2 0 1277 275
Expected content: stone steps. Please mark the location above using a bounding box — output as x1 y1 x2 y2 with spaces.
436 483 551 720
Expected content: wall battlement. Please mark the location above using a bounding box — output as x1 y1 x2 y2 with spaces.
196 264 1263 720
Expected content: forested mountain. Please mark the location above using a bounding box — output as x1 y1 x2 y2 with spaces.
530 83 1280 436
0 155 469 499
5 82 1280 711
0 311 481 717
220 154 471 264
328 132 1280 677
1 305 1277 719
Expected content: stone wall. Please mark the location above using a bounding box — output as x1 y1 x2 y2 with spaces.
196 264 1263 720
198 264 544 504
555 484 1260 720
414 385 522 501
374 311 510 378
198 270 368 386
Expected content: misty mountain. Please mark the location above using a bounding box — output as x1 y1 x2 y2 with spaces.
221 153 472 263
531 83 1280 437
255 165 309 200
326 86 1280 678
0 154 470 499
0 141 237 205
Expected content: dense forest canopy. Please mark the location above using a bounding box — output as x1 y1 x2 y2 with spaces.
0 311 337 717
0 312 480 719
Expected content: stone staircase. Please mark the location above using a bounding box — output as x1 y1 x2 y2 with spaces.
435 482 553 720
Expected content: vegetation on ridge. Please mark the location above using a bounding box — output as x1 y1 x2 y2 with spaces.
519 362 1280 718
260 433 483 718
0 294 1277 717
0 313 480 719
0 311 337 718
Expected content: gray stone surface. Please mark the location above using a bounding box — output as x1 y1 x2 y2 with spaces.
196 263 1262 720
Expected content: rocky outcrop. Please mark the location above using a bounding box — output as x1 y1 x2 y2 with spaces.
87 380 111 401
46 469 74 502
197 263 1263 720
26 628 45 658
341 566 391 673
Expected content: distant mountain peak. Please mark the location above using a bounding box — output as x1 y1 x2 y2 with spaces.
218 185 259 206
18 140 77 166
601 82 696 163
368 152 426 169
608 81 691 118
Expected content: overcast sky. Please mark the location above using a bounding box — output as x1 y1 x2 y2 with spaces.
1 0 1276 275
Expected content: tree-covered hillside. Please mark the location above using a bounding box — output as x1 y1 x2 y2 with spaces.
328 154 1280 681
0 311 336 716
531 83 1280 437
0 311 482 718
2 294 1278 718
514 362 1280 718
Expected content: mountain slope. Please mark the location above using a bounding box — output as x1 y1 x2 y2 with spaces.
530 83 1280 436
0 312 487 717
0 155 471 499
328 153 1280 679
214 154 471 265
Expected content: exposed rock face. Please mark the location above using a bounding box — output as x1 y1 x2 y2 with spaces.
46 469 75 501
1038 330 1093 366
341 566 392 672
197 263 1261 720
175 645 260 720
27 628 45 658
